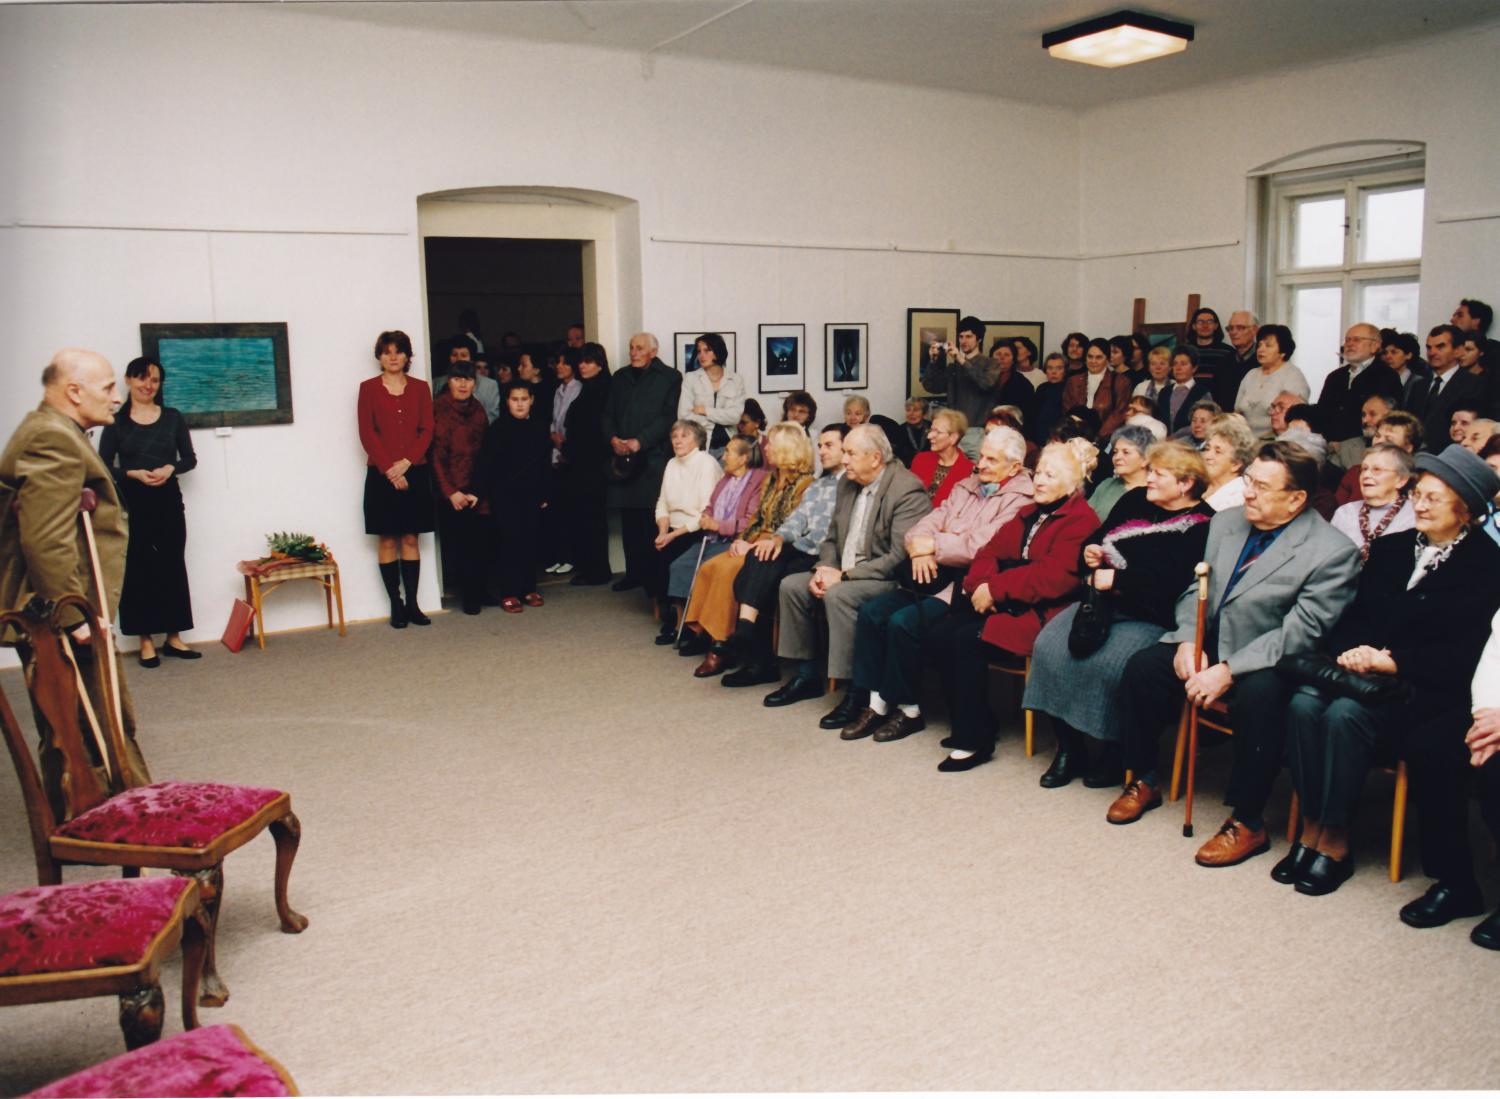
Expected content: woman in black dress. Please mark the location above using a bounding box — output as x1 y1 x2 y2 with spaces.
560 342 613 586
479 380 553 612
99 357 199 667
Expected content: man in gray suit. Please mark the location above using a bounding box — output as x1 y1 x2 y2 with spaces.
1106 441 1360 867
764 424 931 726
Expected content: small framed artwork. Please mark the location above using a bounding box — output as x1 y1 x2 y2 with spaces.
981 320 1047 366
824 323 868 390
758 323 805 392
906 308 960 399
673 330 737 374
139 322 293 428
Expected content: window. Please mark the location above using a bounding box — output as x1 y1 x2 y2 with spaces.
1263 161 1424 392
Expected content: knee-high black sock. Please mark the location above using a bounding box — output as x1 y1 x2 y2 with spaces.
399 559 430 625
380 561 406 627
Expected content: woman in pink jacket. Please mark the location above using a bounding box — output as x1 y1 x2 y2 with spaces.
834 426 1035 745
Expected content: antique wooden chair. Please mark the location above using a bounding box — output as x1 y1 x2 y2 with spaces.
0 596 308 1008
0 876 205 1050
22 1023 298 1098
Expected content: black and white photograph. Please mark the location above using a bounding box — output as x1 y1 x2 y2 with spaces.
757 323 804 392
824 322 868 390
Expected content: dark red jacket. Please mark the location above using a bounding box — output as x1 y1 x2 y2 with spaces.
1062 370 1132 441
431 392 490 508
960 492 1095 655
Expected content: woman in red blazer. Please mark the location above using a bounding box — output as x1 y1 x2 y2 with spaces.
1062 338 1132 444
936 437 1100 771
909 408 974 507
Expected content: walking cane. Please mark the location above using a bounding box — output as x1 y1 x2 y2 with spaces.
1182 562 1211 839
674 534 713 647
75 487 127 768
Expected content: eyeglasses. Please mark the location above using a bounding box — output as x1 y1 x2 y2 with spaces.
1241 473 1294 495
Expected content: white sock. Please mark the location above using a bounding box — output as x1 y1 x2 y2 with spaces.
948 749 975 760
867 691 889 716
899 704 921 718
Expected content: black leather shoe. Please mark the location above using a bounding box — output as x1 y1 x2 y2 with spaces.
723 662 781 688
611 576 641 592
1081 747 1123 789
1400 882 1486 928
939 736 957 749
764 675 824 707
677 631 712 657
137 653 161 668
937 751 992 773
1038 749 1083 789
819 690 868 730
1270 843 1317 885
1471 906 1500 950
1295 852 1355 896
161 644 201 660
873 712 926 742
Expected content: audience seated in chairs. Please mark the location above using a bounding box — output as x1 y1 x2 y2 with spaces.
763 424 931 727
837 426 1035 745
1086 423 1155 522
706 424 848 687
645 420 722 635
1281 445 1500 900
1107 441 1360 868
1334 409 1422 507
1026 440 1213 789
657 435 767 644
1200 413 1256 511
1328 444 1414 561
677 425 815 667
937 437 1100 772
909 409 973 508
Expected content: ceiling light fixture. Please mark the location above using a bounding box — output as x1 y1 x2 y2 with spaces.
1042 9 1194 68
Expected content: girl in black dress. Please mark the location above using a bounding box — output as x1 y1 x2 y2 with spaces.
99 357 199 667
479 381 553 612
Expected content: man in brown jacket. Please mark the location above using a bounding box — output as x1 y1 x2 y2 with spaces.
0 348 150 804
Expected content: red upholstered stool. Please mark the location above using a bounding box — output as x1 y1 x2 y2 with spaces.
0 876 205 1049
24 1024 298 1098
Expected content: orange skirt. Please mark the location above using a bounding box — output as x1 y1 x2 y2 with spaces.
683 551 748 641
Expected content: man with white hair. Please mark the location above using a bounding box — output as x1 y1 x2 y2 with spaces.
764 424 931 725
0 349 152 801
1223 310 1259 403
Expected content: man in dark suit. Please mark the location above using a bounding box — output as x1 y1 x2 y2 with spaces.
1154 345 1215 434
1106 441 1360 868
1315 323 1402 463
764 424 931 727
1412 324 1486 450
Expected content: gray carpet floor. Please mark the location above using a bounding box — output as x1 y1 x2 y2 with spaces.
2 584 1498 1094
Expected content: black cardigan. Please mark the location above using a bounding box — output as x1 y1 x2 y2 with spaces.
1090 488 1214 628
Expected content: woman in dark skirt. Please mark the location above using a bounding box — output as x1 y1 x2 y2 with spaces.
99 356 199 667
1023 440 1213 788
479 380 552 612
560 342 613 586
357 330 435 628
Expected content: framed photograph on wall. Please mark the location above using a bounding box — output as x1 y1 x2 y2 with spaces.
673 330 737 374
981 320 1047 368
139 322 293 428
758 323 805 392
906 308 960 399
824 323 868 390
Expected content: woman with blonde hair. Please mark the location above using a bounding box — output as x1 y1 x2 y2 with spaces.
679 423 817 668
910 408 973 507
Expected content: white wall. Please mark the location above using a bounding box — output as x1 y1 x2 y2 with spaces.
0 4 1079 642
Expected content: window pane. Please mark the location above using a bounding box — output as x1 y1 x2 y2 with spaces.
1290 285 1343 393
1358 279 1420 334
1360 186 1424 263
1292 196 1345 268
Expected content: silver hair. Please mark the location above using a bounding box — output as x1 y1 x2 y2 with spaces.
671 418 707 448
845 423 892 463
904 397 929 413
983 425 1027 465
1362 442 1415 480
633 331 660 353
843 394 871 414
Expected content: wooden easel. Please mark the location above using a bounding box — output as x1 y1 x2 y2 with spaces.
1131 293 1201 344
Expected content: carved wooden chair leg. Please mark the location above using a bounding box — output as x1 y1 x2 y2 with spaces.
178 865 229 1007
269 811 309 933
118 985 165 1050
180 898 207 1032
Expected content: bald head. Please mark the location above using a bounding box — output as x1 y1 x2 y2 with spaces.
42 348 118 428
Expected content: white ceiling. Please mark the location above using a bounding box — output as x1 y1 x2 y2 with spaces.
13 0 1500 109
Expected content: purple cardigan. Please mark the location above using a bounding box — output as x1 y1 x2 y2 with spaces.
704 466 769 540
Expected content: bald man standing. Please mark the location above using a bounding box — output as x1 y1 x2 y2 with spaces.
1315 323 1403 465
0 349 151 804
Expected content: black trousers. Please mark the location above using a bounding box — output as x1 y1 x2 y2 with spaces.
1119 643 1292 822
619 508 657 586
118 478 192 636
1401 705 1500 890
937 613 1006 754
1284 688 1395 829
564 472 610 581
851 590 949 705
537 468 568 567
437 505 491 611
494 505 541 599
648 530 708 601
732 547 818 614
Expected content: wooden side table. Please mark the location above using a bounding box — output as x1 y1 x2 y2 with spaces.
237 557 346 650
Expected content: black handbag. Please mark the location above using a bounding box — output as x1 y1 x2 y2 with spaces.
1067 576 1113 658
1274 651 1414 707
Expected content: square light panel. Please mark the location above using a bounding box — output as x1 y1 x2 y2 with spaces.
1043 10 1194 68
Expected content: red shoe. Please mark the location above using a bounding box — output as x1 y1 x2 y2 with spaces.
523 592 544 607
501 597 524 614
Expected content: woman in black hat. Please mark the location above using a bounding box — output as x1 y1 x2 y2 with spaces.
1281 445 1500 908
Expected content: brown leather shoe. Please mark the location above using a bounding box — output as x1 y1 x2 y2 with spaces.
693 650 726 678
839 707 886 740
1106 779 1162 825
1195 817 1271 867
872 712 926 742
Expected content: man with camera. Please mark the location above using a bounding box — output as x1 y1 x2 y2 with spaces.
921 316 997 429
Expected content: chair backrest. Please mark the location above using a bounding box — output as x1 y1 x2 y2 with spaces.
0 597 135 848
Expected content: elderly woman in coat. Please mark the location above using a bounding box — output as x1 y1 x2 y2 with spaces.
836 426 1035 744
936 437 1101 772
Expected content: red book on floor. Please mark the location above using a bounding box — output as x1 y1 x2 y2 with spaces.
221 598 254 653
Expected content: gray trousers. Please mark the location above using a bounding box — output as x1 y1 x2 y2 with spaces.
776 572 896 680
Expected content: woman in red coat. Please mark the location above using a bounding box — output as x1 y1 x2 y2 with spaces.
909 408 974 507
1062 338 1132 444
936 437 1100 771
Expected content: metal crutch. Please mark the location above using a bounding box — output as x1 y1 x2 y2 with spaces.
674 533 713 647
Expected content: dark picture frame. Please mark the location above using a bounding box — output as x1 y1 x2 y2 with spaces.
824 323 868 390
906 308 960 399
758 323 805 393
981 320 1048 368
672 330 737 375
139 322 293 428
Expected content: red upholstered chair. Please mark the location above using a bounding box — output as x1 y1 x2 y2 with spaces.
0 597 307 1008
23 1023 297 1098
0 876 205 1050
